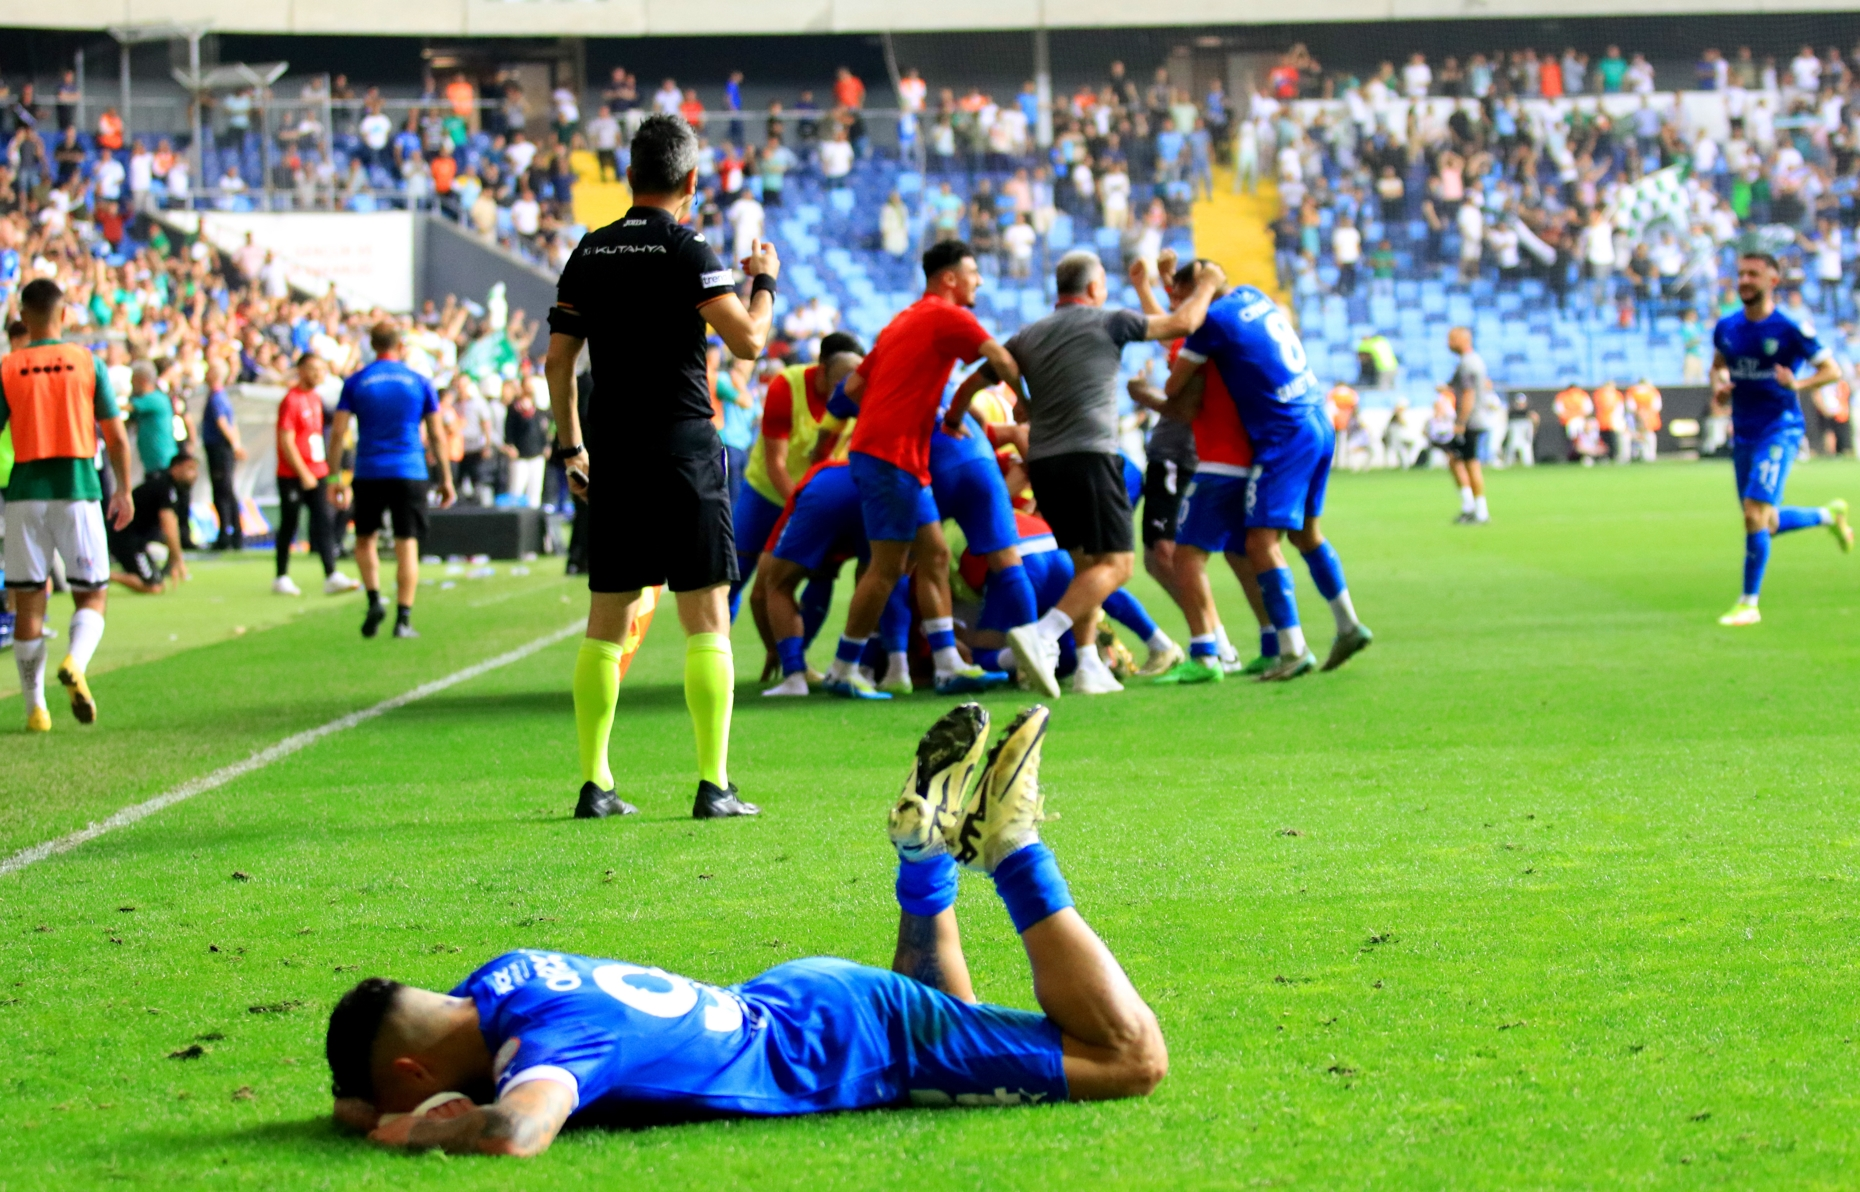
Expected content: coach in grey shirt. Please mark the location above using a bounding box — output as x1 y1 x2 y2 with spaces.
943 249 1222 696
1443 324 1492 524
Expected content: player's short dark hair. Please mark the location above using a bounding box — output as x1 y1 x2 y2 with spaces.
369 322 400 354
1739 251 1781 274
20 278 62 320
5 319 26 340
169 450 196 467
922 239 973 283
326 977 404 1102
1171 258 1226 297
629 114 700 195
818 332 864 361
1054 251 1104 297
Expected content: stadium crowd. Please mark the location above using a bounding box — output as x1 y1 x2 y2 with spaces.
0 164 566 648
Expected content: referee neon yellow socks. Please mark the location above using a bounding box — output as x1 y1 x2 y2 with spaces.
573 638 625 790
684 633 734 788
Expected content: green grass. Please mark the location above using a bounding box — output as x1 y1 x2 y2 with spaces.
3 460 1858 1190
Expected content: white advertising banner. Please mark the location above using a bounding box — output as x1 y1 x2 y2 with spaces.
173 211 417 313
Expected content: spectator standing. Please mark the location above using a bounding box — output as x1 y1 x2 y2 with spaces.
880 191 911 258
503 384 549 507
727 188 765 267
1332 215 1362 296
819 127 854 188
1402 53 1432 99
654 79 682 117
835 67 867 114
589 106 621 181
1598 46 1628 93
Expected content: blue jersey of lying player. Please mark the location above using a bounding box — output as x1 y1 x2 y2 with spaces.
1178 285 1323 447
1712 307 1831 443
453 948 1065 1119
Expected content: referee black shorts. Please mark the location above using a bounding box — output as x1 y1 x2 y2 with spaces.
1026 451 1134 556
353 478 430 541
588 419 737 594
1141 450 1195 549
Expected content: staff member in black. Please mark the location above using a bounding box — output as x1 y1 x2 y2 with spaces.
544 114 780 822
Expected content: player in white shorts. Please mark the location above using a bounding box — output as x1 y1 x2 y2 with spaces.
1 278 134 731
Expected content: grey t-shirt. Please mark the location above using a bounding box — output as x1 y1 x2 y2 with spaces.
1004 304 1150 461
1450 350 1495 431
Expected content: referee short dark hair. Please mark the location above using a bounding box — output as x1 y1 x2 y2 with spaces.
922 240 974 284
630 114 700 196
819 332 864 361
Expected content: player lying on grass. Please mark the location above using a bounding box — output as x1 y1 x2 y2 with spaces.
327 703 1165 1156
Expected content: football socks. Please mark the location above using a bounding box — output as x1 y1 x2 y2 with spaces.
992 842 1074 934
992 563 1038 628
1776 506 1829 534
66 608 104 672
1102 587 1157 641
573 638 625 790
13 636 48 713
897 854 960 917
1743 529 1771 599
685 633 734 789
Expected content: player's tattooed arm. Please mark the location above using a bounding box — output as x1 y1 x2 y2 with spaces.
371 1080 575 1157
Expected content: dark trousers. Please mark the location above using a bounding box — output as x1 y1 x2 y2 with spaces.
207 441 242 549
277 477 337 578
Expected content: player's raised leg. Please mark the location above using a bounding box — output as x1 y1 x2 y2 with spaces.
946 704 1166 1098
888 702 992 1001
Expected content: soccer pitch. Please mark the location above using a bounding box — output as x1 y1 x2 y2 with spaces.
4 460 1857 1190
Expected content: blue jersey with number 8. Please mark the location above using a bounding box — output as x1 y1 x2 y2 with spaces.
1179 286 1321 447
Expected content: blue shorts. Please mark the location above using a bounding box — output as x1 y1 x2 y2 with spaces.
1174 471 1251 554
773 467 868 573
736 958 1068 1110
1247 412 1334 531
1733 430 1802 507
734 486 786 562
932 457 1018 556
1121 456 1144 506
850 451 940 543
978 548 1073 631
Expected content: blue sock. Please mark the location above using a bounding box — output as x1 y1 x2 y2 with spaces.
993 563 1038 627
800 576 835 647
880 582 912 652
777 636 807 676
1776 506 1825 534
896 854 960 917
1300 541 1346 601
1259 567 1300 631
1102 587 1157 640
991 842 1074 934
1189 634 1218 658
974 646 1014 673
1056 629 1078 678
1744 530 1771 598
860 636 887 669
834 634 869 665
1260 627 1280 658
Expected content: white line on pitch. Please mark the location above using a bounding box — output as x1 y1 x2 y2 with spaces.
0 619 585 879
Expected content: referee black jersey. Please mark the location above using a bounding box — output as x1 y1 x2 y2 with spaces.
547 206 737 440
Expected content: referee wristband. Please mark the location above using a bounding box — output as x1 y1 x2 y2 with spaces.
550 443 586 465
751 273 778 299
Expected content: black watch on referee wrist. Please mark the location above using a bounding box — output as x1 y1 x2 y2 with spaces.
551 443 586 465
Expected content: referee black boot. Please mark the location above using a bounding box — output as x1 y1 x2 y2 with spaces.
693 781 759 819
574 781 639 820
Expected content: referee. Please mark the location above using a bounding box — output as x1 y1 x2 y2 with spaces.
544 114 775 822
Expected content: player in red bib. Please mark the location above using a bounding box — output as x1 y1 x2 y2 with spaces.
822 239 1023 699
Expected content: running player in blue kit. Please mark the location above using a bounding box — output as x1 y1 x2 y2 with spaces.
1167 284 1371 680
1708 252 1851 627
329 705 1165 1155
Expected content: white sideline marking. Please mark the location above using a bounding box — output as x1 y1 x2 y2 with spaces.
0 620 585 878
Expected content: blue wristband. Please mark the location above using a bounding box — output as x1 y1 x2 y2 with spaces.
826 378 860 420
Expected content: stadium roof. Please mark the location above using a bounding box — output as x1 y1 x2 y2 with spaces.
29 0 1860 37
